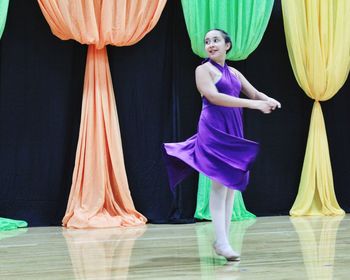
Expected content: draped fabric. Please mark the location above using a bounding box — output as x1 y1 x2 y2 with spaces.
282 0 350 216
37 0 166 228
0 217 27 231
181 0 274 220
2 1 350 226
0 0 9 38
194 174 256 221
181 0 274 60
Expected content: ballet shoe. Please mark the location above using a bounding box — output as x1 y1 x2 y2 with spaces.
213 241 240 262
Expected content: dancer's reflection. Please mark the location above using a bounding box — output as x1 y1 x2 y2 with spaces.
63 226 146 280
195 219 256 279
290 216 344 280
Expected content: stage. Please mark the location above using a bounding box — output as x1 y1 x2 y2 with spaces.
1 215 349 279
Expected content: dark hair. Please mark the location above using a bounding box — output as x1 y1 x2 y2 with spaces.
205 29 232 53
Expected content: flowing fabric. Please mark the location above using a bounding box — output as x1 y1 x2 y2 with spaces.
181 0 274 60
282 0 350 216
181 0 273 220
163 59 259 191
0 0 9 38
38 0 166 228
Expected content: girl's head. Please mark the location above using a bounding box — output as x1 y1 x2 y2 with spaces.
204 29 232 59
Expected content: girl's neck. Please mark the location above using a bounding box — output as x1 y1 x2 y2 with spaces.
210 57 226 66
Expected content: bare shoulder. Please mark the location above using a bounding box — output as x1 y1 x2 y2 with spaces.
195 63 212 77
228 66 241 77
196 63 210 73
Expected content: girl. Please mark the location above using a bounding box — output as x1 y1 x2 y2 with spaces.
163 29 280 261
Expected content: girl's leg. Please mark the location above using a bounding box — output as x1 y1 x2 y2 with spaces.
210 182 240 261
210 180 228 246
225 189 235 238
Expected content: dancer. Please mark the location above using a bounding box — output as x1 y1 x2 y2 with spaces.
163 29 280 261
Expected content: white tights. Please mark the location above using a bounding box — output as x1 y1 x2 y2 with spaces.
210 180 235 247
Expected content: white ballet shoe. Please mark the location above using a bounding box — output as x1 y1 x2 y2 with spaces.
213 241 240 261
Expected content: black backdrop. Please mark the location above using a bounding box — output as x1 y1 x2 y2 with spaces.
0 1 349 226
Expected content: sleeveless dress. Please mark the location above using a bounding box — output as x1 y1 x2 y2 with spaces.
163 59 259 192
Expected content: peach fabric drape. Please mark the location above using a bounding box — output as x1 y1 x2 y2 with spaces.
38 0 166 228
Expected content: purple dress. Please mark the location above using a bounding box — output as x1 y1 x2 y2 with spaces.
163 59 259 192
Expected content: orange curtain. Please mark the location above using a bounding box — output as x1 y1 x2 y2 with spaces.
38 0 166 228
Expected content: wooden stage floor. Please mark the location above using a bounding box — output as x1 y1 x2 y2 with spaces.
1 215 349 279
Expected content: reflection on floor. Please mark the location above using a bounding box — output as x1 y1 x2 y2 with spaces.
0 215 349 279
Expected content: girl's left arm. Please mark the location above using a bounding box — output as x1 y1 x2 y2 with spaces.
231 67 281 109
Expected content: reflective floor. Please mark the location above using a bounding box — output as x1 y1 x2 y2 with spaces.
0 215 349 279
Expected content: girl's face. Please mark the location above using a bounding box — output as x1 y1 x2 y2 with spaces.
204 30 230 60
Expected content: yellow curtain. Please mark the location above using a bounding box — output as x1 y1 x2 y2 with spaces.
38 0 166 228
282 0 350 216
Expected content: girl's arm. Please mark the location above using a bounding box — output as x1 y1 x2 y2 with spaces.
195 65 273 114
232 68 281 109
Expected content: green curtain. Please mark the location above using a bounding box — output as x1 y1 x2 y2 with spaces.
0 218 27 231
181 0 274 220
0 0 9 38
194 174 256 221
0 0 28 231
181 0 274 60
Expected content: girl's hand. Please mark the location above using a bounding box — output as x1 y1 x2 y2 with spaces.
253 100 274 114
266 97 281 110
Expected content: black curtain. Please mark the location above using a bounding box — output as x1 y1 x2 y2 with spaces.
0 1 349 226
0 0 86 226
